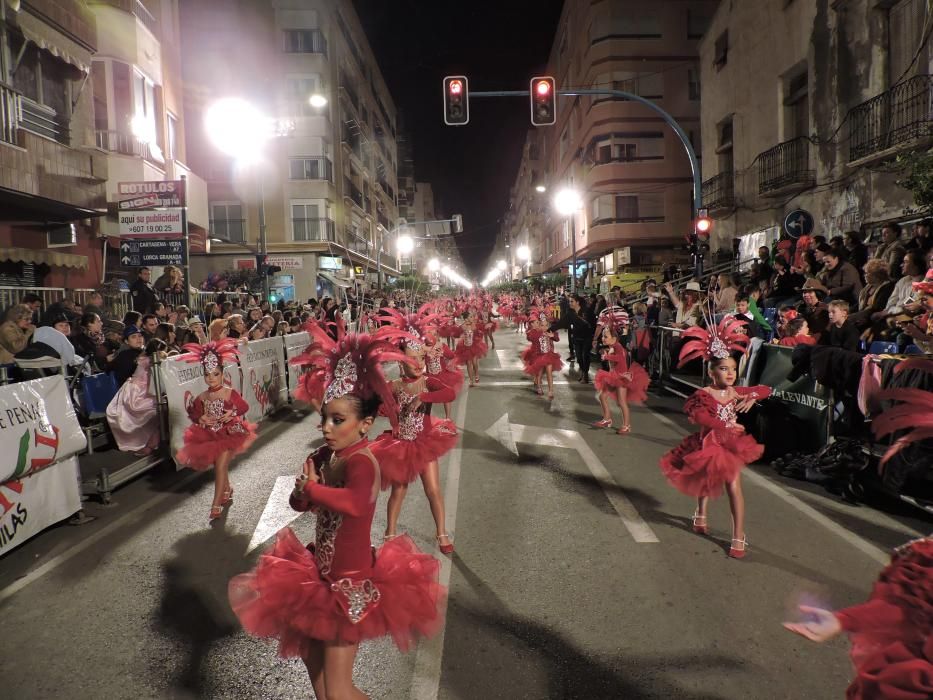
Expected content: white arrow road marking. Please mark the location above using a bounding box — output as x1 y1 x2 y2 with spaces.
485 413 659 544
495 349 524 370
247 476 303 553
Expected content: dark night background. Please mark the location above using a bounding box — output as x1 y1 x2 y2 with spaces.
352 0 565 276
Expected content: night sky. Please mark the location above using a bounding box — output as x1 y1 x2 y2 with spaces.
352 0 565 275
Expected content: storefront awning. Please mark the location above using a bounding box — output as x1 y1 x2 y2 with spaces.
18 26 91 74
318 271 351 289
0 186 107 225
1 247 88 269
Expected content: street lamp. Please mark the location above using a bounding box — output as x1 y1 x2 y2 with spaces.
517 245 530 261
428 258 440 271
553 188 583 294
496 259 506 270
535 184 547 193
308 93 328 108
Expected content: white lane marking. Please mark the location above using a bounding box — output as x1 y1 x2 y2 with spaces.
247 476 303 553
495 349 524 370
646 407 891 566
409 390 469 699
0 470 202 604
473 380 571 387
485 413 659 544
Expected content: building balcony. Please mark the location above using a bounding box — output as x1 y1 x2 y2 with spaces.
701 171 735 213
1 82 71 146
343 227 371 254
292 218 336 242
848 75 933 164
377 210 390 229
95 129 164 167
757 137 815 196
343 179 364 209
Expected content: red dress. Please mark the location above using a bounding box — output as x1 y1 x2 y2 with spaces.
593 343 649 404
438 317 460 340
834 538 933 700
778 335 817 348
229 440 445 656
425 344 464 397
371 376 459 487
176 390 258 469
658 386 771 497
454 326 488 363
523 329 563 376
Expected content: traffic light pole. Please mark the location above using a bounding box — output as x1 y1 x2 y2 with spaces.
258 177 270 304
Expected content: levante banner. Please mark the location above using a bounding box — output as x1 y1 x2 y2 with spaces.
240 337 288 423
0 457 81 555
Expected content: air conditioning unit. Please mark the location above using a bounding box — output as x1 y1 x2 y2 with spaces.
47 223 76 248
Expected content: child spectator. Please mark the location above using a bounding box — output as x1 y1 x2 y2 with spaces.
777 318 816 347
821 300 860 352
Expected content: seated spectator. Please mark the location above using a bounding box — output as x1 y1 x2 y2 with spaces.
106 338 166 456
110 326 146 386
731 295 764 339
173 305 191 326
872 222 907 278
844 231 869 277
245 306 263 326
0 304 36 364
664 281 703 329
102 320 124 365
20 293 43 325
34 314 84 367
227 313 247 339
71 312 109 371
122 311 142 328
82 291 109 322
712 273 738 314
829 235 850 262
849 259 895 333
41 298 78 326
777 317 817 347
288 317 302 333
896 269 933 352
183 315 207 345
820 300 860 352
775 306 799 339
140 314 159 340
208 318 229 342
764 256 804 308
154 322 180 354
154 302 169 322
879 250 927 324
796 280 830 341
247 323 267 340
277 321 289 336
813 249 863 305
260 315 277 336
905 218 932 254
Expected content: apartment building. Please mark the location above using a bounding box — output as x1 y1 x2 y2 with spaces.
179 0 400 303
699 0 931 255
499 0 717 287
0 0 107 294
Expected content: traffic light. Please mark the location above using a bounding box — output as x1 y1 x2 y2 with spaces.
695 208 712 238
266 265 282 276
530 76 556 126
443 76 469 125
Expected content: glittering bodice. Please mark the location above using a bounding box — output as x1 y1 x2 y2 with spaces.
537 334 552 353
463 329 473 346
716 400 738 425
426 354 442 375
205 398 226 432
396 389 424 441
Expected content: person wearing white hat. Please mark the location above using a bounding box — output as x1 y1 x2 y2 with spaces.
664 281 703 329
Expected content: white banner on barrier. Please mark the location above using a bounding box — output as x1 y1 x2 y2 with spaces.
283 332 311 402
0 375 87 484
160 354 243 468
241 337 287 422
0 456 81 555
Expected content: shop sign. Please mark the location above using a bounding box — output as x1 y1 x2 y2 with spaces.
319 256 343 270
119 209 184 239
119 239 188 267
265 255 303 270
235 258 257 270
117 180 186 209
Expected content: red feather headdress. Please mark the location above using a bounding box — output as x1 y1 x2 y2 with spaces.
912 269 933 296
180 338 240 373
378 308 445 350
677 315 750 368
872 358 933 465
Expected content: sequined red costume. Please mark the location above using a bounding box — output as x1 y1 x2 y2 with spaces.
522 329 562 376
176 389 257 469
593 343 649 404
229 439 445 656
659 386 771 497
371 376 458 487
424 343 464 397
454 326 487 362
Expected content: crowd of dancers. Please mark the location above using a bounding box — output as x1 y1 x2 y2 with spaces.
166 289 930 699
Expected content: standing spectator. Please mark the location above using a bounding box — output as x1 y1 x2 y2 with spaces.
844 231 869 275
872 223 907 278
550 295 596 383
795 280 830 341
71 313 109 371
821 301 860 352
140 314 159 340
153 265 185 296
664 281 703 328
905 218 933 254
131 267 158 314
0 304 35 364
814 249 863 305
756 246 773 283
34 314 84 367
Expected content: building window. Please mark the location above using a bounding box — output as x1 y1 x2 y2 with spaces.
591 194 665 224
717 116 734 174
590 132 664 164
784 69 809 139
888 0 928 85
286 74 324 116
292 200 331 241
592 71 663 100
714 31 729 69
211 203 245 243
687 10 711 39
592 13 662 41
283 29 327 55
9 33 72 144
289 156 333 181
166 113 178 161
688 66 701 101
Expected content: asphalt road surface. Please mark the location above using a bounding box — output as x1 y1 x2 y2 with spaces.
1 329 929 700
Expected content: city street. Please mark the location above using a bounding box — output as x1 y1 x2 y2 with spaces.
1 330 928 700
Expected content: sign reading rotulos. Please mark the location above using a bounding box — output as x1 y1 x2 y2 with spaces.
117 180 186 209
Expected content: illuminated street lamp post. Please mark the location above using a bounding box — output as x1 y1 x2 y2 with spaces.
553 188 583 294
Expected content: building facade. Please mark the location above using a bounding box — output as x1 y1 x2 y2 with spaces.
179 0 401 303
699 0 932 256
498 0 717 289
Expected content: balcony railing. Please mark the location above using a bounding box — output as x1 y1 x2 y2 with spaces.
289 156 333 181
701 171 735 211
134 0 158 35
95 130 164 165
1 82 19 145
590 216 666 226
849 75 933 162
344 227 371 254
758 136 814 194
18 96 69 144
344 179 364 208
377 210 390 229
293 218 336 242
209 219 246 243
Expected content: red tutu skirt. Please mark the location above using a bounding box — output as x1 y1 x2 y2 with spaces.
455 339 487 363
520 346 536 365
659 429 763 498
176 419 258 470
371 417 459 487
294 372 325 407
229 529 445 656
438 324 459 339
593 363 649 404
429 367 464 397
514 314 528 324
524 352 563 376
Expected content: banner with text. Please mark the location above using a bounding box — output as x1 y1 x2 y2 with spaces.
240 337 288 422
0 375 87 485
283 332 311 402
160 354 243 469
0 457 81 555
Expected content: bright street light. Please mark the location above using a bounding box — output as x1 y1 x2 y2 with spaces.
553 188 583 216
535 184 547 193
309 94 328 108
396 233 415 255
428 258 440 271
205 97 273 165
517 245 530 261
496 259 506 270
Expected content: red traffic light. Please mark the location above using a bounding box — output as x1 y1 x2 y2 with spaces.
536 80 551 96
696 217 712 234
449 80 463 95
529 76 556 126
443 75 469 126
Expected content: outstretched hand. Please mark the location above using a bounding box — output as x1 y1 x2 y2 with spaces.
735 396 758 413
782 605 842 642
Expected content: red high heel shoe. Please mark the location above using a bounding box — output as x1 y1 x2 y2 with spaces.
221 487 234 507
616 425 631 435
691 512 708 534
209 505 223 522
729 537 748 559
437 533 454 555
592 418 612 428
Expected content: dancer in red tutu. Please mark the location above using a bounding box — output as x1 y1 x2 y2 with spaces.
229 333 445 700
176 339 258 521
784 537 932 700
523 310 562 399
455 310 487 386
290 316 349 418
592 323 649 434
372 332 459 554
658 316 770 558
425 330 463 420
